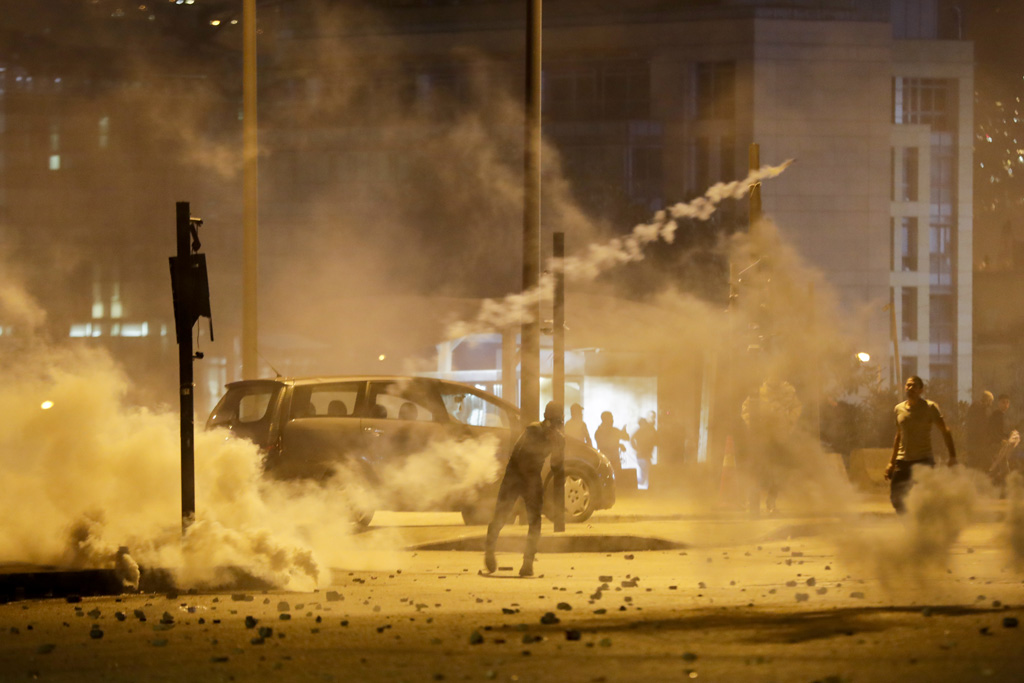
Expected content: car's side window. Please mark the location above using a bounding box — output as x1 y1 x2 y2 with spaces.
291 382 363 419
368 382 437 422
440 386 511 428
311 383 363 418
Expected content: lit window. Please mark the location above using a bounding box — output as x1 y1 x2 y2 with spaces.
70 324 91 338
92 301 104 319
110 283 122 319
48 155 60 171
120 323 149 338
99 117 110 149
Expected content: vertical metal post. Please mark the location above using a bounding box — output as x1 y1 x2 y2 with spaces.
242 0 259 380
552 232 565 532
553 233 565 408
175 202 196 533
889 290 902 388
520 0 542 424
807 282 821 441
502 328 518 407
748 143 762 233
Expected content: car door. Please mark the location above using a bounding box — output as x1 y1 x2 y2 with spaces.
437 382 514 477
360 379 451 510
275 380 367 482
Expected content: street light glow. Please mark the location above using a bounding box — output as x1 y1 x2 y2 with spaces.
40 400 54 410
856 352 871 363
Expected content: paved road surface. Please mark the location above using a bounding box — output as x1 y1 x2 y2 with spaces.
1 492 1022 682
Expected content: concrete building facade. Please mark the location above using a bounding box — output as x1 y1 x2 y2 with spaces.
262 0 974 401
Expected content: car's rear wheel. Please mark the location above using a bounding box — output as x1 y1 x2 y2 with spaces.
351 509 375 528
543 466 597 524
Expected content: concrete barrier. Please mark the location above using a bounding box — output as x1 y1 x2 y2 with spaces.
848 447 891 490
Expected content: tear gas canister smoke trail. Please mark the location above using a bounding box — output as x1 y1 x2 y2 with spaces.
447 159 793 339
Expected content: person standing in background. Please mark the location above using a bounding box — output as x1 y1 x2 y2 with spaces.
594 410 628 478
885 376 958 513
565 403 593 447
965 390 993 471
631 413 658 490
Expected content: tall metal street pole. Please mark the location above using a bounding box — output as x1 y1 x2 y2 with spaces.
552 231 565 532
749 142 762 230
175 202 196 533
553 232 565 410
521 0 542 425
242 0 259 380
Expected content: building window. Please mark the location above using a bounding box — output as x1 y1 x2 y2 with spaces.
929 223 953 285
929 291 954 356
696 61 735 121
902 355 918 381
893 77 956 131
902 287 918 341
99 116 110 149
899 147 919 201
544 61 650 121
898 217 919 271
891 0 940 40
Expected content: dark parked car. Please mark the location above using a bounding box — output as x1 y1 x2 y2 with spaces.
206 376 616 525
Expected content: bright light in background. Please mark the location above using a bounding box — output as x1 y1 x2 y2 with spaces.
856 352 871 363
40 401 54 410
378 354 386 361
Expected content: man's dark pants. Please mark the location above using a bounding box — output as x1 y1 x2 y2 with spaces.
486 467 543 560
889 458 934 513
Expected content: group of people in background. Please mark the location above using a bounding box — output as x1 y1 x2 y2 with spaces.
966 389 1020 486
565 403 659 490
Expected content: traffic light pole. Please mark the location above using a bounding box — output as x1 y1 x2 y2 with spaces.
174 202 196 533
170 201 212 535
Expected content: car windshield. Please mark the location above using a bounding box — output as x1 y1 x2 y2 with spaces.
440 386 511 428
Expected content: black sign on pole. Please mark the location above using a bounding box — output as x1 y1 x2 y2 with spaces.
168 202 213 535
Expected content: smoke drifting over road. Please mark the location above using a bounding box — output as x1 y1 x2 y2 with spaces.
2 2 1020 599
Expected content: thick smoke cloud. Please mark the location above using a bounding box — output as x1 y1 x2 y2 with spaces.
0 278 506 590
3 2 1020 596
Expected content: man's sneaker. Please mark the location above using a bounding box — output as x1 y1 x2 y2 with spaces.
484 549 497 573
518 557 534 577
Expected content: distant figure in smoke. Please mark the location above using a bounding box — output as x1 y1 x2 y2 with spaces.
594 410 628 477
885 375 958 513
965 390 994 471
484 401 565 577
987 395 1011 481
564 403 593 447
741 377 801 515
631 413 658 490
987 394 1013 486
